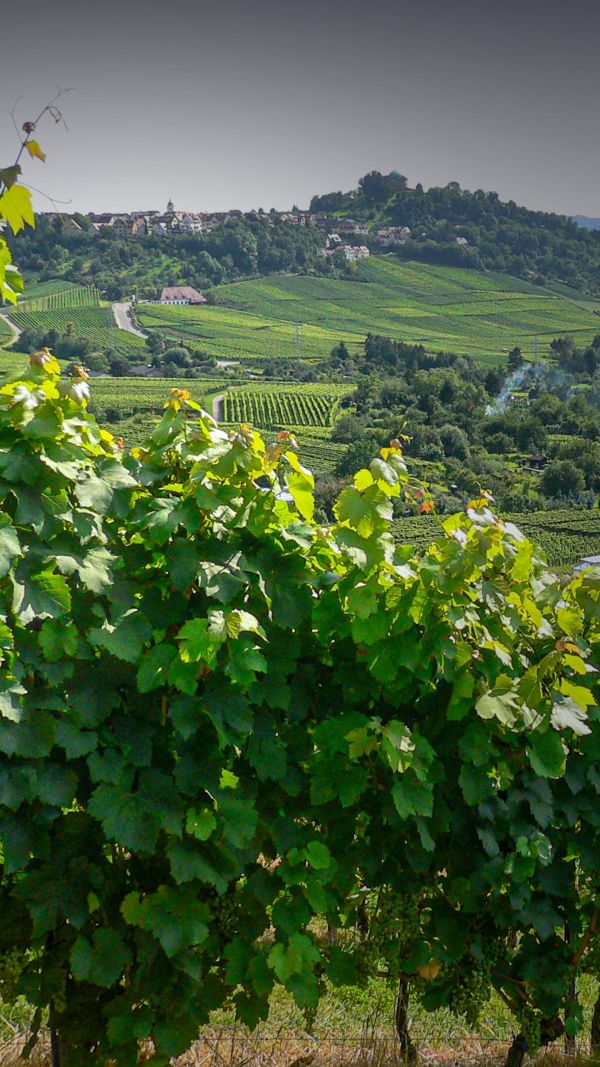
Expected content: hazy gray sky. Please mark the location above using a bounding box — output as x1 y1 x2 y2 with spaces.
2 0 599 217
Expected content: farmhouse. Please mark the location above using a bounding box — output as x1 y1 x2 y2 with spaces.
159 286 207 305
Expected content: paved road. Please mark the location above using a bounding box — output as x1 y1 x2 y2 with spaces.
212 393 224 421
0 312 21 347
112 302 148 339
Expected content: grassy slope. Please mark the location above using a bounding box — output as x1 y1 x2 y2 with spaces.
14 259 600 366
195 258 600 364
137 302 351 363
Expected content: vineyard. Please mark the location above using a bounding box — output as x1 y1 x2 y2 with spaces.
15 279 82 302
288 435 346 473
20 260 600 368
89 376 226 426
223 385 348 428
394 508 600 567
0 317 13 348
15 283 102 311
136 302 357 363
86 379 353 444
9 303 146 355
210 258 600 363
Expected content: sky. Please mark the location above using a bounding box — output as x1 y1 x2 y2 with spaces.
2 0 600 218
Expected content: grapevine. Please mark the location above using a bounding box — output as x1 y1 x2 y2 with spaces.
354 889 421 980
0 948 27 1006
446 959 491 1027
515 1003 542 1052
0 352 599 1067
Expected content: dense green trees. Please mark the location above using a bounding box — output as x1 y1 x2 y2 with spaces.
10 172 600 298
542 459 586 497
7 216 329 298
323 332 600 509
312 175 600 292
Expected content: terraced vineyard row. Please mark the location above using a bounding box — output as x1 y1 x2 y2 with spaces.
9 306 145 354
224 389 341 428
393 509 600 567
17 279 82 302
16 284 101 311
292 436 347 474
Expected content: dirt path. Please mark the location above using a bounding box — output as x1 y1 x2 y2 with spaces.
212 393 224 421
112 302 148 339
0 312 21 347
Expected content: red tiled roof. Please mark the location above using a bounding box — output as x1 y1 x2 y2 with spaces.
159 286 207 303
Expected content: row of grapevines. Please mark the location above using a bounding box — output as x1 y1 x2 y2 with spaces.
224 389 338 428
16 284 101 311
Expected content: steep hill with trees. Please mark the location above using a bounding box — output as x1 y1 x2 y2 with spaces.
311 173 600 292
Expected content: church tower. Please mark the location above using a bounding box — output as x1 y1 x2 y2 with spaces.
166 198 175 213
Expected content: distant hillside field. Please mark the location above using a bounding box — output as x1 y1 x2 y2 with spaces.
136 303 355 364
394 510 600 569
139 258 600 364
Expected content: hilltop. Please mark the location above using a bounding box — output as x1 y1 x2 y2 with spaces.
309 171 600 293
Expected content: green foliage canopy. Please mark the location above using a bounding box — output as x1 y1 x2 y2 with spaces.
1 354 600 1063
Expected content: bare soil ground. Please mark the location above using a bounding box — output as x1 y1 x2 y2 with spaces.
0 1029 594 1067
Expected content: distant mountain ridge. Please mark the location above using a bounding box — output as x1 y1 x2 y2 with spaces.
572 215 600 231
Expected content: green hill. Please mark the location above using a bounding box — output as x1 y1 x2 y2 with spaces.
137 257 600 365
311 172 600 292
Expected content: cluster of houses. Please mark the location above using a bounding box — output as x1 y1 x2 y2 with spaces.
376 226 412 247
38 172 433 255
46 208 420 252
82 206 383 240
321 234 371 262
87 202 235 237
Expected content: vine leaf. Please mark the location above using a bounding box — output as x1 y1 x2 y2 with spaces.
25 140 46 162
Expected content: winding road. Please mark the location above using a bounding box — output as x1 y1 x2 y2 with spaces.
0 312 21 347
212 393 224 421
112 302 148 339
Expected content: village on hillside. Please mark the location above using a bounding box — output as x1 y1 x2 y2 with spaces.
35 174 454 265
42 200 413 259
